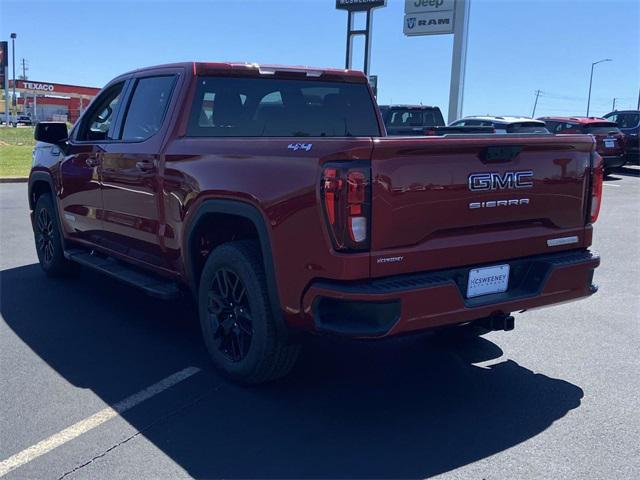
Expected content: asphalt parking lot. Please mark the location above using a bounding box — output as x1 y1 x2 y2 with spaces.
0 169 639 479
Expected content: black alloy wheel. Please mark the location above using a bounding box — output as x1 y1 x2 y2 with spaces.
197 240 301 384
35 206 55 265
207 268 253 362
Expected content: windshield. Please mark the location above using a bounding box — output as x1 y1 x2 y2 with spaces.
187 76 380 137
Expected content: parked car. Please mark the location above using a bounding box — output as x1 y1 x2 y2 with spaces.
30 62 601 384
450 116 550 134
603 110 639 164
1 114 34 127
379 105 445 135
539 117 626 174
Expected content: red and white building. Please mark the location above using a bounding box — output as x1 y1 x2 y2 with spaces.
8 79 100 123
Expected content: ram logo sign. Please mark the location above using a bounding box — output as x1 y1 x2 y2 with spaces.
468 171 534 192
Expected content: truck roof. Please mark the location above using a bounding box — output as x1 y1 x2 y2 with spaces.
124 62 368 83
379 104 439 110
537 116 615 125
457 116 545 125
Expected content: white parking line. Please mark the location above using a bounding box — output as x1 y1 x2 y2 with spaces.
0 366 201 477
603 183 620 187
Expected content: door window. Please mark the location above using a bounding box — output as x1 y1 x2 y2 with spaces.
120 76 176 141
616 113 640 129
77 82 125 141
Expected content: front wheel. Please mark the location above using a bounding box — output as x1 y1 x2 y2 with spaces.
198 240 300 384
33 193 78 277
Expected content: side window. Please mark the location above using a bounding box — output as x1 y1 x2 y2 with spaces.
618 113 640 129
78 82 124 141
120 76 176 141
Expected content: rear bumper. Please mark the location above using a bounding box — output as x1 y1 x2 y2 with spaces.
602 155 626 169
303 249 599 337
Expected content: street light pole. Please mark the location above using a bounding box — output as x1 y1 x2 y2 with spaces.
10 33 16 117
586 58 611 117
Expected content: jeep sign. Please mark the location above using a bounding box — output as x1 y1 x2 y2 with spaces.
404 0 455 36
405 0 455 14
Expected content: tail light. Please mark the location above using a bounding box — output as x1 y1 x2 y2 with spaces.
589 152 604 223
321 164 371 251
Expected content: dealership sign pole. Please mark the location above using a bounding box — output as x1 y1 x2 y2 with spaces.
336 0 387 77
404 0 470 123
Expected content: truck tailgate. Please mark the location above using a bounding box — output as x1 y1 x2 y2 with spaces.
370 135 594 277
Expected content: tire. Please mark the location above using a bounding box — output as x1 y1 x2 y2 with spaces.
198 240 300 384
33 193 79 277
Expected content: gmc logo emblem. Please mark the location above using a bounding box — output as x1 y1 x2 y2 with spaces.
468 171 534 192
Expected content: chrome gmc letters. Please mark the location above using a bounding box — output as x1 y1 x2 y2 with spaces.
468 171 534 192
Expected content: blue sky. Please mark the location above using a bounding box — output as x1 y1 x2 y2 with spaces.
1 0 638 120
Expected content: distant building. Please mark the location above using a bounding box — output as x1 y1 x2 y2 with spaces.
4 79 100 123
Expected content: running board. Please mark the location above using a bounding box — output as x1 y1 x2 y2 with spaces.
64 249 181 300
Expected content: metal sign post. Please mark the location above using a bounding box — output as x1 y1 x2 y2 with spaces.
447 0 470 124
336 0 386 76
403 0 471 123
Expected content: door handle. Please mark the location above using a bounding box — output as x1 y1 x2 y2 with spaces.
86 157 100 167
135 160 155 172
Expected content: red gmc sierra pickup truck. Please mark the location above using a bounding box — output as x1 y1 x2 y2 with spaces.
29 62 602 383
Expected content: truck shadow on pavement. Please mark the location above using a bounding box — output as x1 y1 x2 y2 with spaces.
1 264 584 479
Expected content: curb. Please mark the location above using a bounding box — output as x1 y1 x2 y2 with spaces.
0 177 28 183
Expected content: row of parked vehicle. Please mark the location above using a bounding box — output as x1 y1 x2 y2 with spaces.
0 113 34 127
379 105 640 174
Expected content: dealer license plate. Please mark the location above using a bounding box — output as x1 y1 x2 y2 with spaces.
467 264 510 298
604 139 616 148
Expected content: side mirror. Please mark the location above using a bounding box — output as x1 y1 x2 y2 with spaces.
34 122 68 145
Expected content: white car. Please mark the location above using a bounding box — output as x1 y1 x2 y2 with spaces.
449 116 549 134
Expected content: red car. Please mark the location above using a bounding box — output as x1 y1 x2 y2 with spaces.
539 117 626 174
30 62 602 384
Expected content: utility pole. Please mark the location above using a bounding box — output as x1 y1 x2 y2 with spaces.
531 90 542 117
612 97 617 111
637 87 639 110
20 58 27 80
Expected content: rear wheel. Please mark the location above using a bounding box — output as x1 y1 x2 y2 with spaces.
198 240 300 384
33 193 79 277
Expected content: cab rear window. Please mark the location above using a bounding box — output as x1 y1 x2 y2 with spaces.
187 77 380 137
